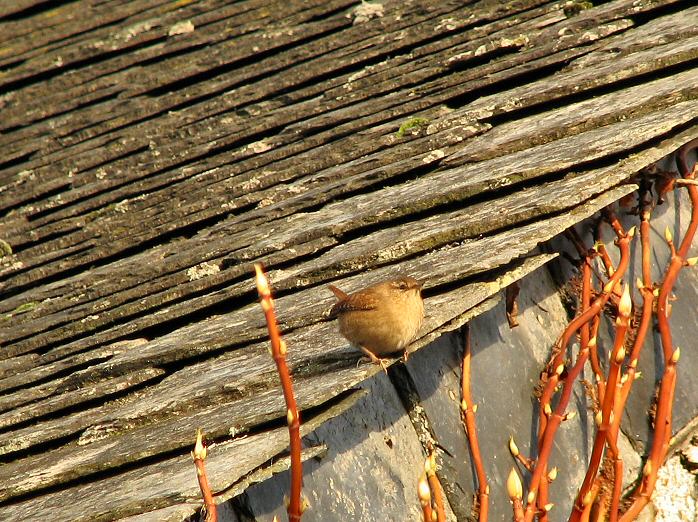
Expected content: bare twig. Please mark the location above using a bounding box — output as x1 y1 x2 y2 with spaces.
460 324 489 521
505 282 521 328
507 468 525 522
619 160 698 520
527 225 633 522
570 283 631 521
254 264 304 522
425 452 447 522
418 473 433 522
193 429 217 522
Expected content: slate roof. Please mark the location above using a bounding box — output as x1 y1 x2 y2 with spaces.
0 0 696 520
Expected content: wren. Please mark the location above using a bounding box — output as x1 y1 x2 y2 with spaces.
328 276 424 371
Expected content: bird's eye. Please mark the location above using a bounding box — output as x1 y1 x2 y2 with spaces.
397 281 409 290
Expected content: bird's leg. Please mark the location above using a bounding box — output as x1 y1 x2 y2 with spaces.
359 346 389 373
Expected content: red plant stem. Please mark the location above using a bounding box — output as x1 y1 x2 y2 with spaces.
539 251 608 456
612 195 654 446
538 255 590 518
581 256 605 402
604 209 625 237
569 223 631 521
630 203 655 367
254 264 303 522
619 291 652 401
619 371 677 521
657 245 681 359
514 452 534 471
524 330 595 521
528 277 628 521
606 383 624 522
617 201 654 431
619 264 683 517
677 141 698 259
569 285 630 521
418 473 433 522
460 324 489 521
620 159 697 521
428 477 446 522
587 326 605 397
551 224 632 375
579 483 598 522
426 452 446 522
193 430 217 522
513 498 525 522
536 372 558 452
526 228 630 522
588 317 603 402
580 258 592 356
605 219 657 521
640 196 653 286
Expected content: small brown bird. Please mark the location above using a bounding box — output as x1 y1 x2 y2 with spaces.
328 276 424 371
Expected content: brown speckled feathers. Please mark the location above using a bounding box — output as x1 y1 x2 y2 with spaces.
328 287 380 318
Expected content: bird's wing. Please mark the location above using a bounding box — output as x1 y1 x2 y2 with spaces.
328 291 379 318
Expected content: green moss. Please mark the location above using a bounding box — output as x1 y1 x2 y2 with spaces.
396 117 430 138
0 239 12 257
563 1 593 17
3 301 40 321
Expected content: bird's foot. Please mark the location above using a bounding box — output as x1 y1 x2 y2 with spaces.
359 346 390 374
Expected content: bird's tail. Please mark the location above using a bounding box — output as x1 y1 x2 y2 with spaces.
327 284 348 300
